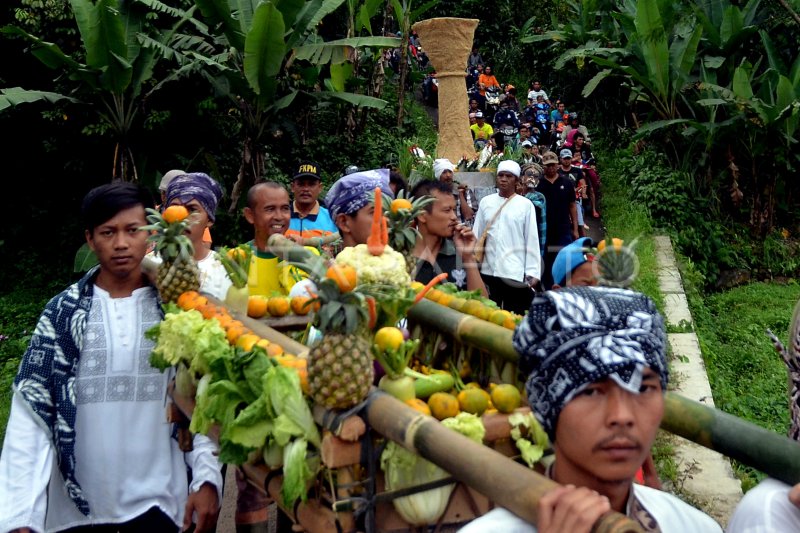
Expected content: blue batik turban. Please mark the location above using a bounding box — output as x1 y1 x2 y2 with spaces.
513 286 668 439
165 172 223 221
325 168 394 220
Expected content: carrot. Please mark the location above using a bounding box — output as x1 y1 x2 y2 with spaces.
414 273 449 304
366 296 377 329
367 188 386 256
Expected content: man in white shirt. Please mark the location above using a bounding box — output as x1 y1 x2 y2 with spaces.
460 287 722 533
0 183 222 533
472 160 540 314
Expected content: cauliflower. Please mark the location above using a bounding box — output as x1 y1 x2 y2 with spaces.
335 244 411 287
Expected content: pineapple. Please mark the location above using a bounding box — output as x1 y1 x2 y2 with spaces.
380 190 434 275
595 237 637 288
274 235 375 410
143 206 201 303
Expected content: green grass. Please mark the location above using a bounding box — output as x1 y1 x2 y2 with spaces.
595 146 663 311
686 277 800 490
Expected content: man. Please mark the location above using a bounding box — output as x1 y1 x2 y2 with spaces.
558 147 589 236
526 80 550 105
551 237 597 288
536 151 578 290
470 112 494 146
411 180 486 296
492 100 520 129
533 95 551 145
158 169 185 206
434 158 477 226
325 168 394 248
467 46 483 69
520 141 542 166
520 165 546 259
518 124 532 143
560 112 591 146
549 101 568 133
461 287 722 533
244 181 292 296
0 183 221 533
468 98 480 115
286 161 337 243
473 160 540 314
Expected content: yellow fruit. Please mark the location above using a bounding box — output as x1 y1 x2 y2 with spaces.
502 316 517 330
256 338 271 350
236 333 261 352
390 198 412 213
162 205 189 223
427 392 460 420
405 398 432 416
411 281 425 293
448 297 467 312
426 288 443 302
457 388 490 415
597 237 624 253
267 296 290 317
227 247 247 261
490 384 522 414
266 343 284 357
326 264 358 293
489 309 512 326
437 293 453 306
247 296 268 318
375 327 405 352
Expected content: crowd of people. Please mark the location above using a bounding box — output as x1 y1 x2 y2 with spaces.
1 48 799 533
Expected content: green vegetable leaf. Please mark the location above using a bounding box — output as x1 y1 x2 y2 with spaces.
281 438 314 507
265 366 321 448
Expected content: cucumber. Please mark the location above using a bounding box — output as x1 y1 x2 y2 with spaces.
405 368 455 399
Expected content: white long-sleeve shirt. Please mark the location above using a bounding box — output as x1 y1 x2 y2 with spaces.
0 286 222 532
473 193 541 282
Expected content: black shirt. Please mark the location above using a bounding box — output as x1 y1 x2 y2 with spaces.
413 239 468 290
536 176 575 243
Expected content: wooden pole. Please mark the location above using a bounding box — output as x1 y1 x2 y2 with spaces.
365 390 644 533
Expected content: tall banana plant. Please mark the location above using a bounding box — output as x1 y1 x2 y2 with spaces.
580 0 703 121
1 0 200 182
191 0 398 209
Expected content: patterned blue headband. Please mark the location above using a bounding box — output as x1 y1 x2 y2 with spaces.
513 286 668 438
325 169 394 220
165 172 223 221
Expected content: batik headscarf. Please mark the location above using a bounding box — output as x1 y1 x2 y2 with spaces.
513 286 668 438
325 168 394 220
165 172 223 221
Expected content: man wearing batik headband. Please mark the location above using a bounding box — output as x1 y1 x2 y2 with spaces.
325 168 394 248
159 172 232 300
461 287 721 533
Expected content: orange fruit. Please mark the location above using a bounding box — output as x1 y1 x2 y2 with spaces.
427 392 460 420
266 343 285 357
213 312 234 329
198 303 219 320
490 384 522 414
267 296 290 317
390 198 412 213
597 238 624 253
177 291 201 311
405 398 432 416
247 296 268 318
326 264 358 293
374 327 405 352
426 288 443 302
291 296 313 315
226 321 246 344
163 205 189 223
457 388 490 415
236 333 261 352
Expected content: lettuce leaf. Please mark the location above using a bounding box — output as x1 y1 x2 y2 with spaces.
281 438 314 507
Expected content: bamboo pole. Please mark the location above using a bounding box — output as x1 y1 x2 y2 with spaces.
408 297 800 482
365 390 643 533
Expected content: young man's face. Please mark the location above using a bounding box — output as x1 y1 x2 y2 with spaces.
560 156 573 170
558 103 565 113
533 81 541 91
544 162 558 178
291 177 323 207
86 205 149 280
438 169 454 183
419 190 457 238
244 186 291 240
554 368 663 486
519 127 530 139
496 171 517 197
168 198 210 252
337 203 374 246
